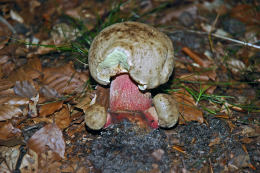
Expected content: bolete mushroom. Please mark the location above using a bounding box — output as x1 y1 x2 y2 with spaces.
85 21 179 130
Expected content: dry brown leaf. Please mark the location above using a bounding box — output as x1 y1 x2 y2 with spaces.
0 122 24 147
240 125 260 137
0 145 20 172
27 123 65 158
0 79 14 92
20 148 62 173
1 60 16 77
39 101 63 117
172 88 204 124
13 80 37 98
39 85 61 99
55 105 71 129
158 5 197 24
178 72 217 94
0 105 23 121
0 22 12 49
95 85 110 109
0 95 29 105
231 4 260 25
8 57 42 82
0 122 21 140
75 94 92 110
179 73 209 82
38 149 62 172
240 137 254 144
32 117 53 124
0 88 15 96
42 62 88 95
20 149 39 173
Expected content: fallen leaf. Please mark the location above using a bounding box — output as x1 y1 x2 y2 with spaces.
0 105 23 121
240 125 260 137
20 149 39 173
172 88 204 124
0 122 21 140
158 5 197 24
0 95 29 105
41 62 88 95
240 137 254 144
0 79 14 92
27 123 65 158
8 57 42 82
226 58 246 75
0 145 20 172
38 101 63 117
231 4 260 25
55 105 71 129
13 80 37 98
39 85 61 100
228 152 250 170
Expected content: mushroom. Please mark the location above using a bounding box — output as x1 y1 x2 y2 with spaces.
153 94 179 128
85 21 179 130
84 104 107 130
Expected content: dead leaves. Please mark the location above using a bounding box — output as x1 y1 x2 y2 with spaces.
0 55 89 171
0 105 23 121
42 62 88 95
0 56 89 122
8 57 42 82
27 123 65 159
0 122 21 140
38 101 63 117
173 88 204 124
54 105 71 129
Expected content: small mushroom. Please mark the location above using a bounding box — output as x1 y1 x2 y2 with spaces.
153 94 179 128
84 104 107 130
85 21 177 129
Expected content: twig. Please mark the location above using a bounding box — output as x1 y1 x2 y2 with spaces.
208 12 220 52
164 29 260 50
210 33 260 49
0 15 16 34
188 30 260 49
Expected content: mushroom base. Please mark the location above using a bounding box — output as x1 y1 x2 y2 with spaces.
104 111 158 129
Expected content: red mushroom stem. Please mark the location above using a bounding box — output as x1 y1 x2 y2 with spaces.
104 74 158 129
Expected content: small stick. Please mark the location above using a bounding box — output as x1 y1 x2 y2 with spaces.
0 15 16 34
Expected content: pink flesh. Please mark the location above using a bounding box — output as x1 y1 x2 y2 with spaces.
110 74 152 111
106 74 158 129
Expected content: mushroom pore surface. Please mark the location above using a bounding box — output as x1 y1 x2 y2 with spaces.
88 21 174 90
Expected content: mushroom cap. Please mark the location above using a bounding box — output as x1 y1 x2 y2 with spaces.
88 21 174 90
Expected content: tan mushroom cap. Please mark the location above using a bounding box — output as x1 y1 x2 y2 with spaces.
88 21 174 90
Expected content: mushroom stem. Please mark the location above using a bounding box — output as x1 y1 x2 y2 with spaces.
109 74 158 128
110 74 152 111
